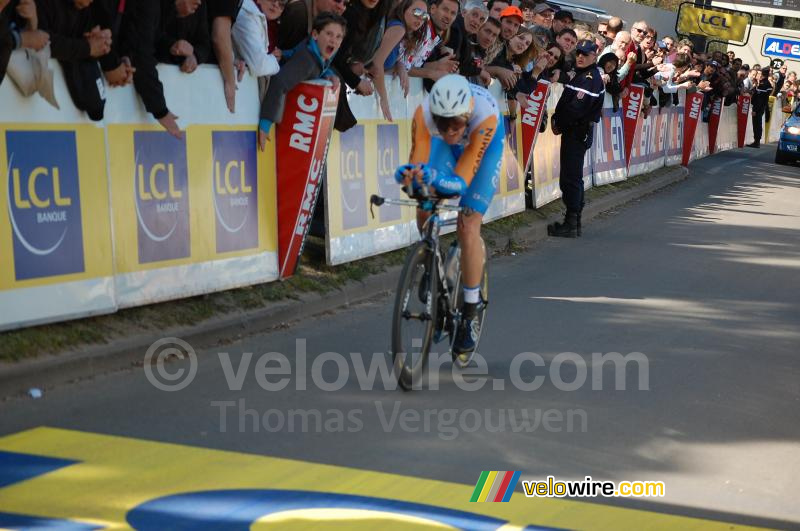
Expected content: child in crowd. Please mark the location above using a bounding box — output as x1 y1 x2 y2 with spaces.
257 12 346 150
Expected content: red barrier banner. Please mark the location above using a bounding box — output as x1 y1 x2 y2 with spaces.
520 80 551 172
682 92 704 167
276 81 339 278
622 85 645 168
707 97 723 155
737 94 751 148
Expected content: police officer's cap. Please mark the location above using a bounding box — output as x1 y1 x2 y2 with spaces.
575 39 598 55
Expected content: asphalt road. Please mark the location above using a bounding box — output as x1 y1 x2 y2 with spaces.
1 146 798 530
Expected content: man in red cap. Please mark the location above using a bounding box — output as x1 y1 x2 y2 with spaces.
484 5 522 88
498 5 522 42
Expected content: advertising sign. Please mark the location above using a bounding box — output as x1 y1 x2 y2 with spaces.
677 4 751 43
682 92 705 166
519 80 551 173
737 94 751 148
212 131 258 254
5 130 85 280
276 81 338 278
622 85 645 168
707 97 724 155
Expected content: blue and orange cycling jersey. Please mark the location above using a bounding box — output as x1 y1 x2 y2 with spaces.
409 83 505 215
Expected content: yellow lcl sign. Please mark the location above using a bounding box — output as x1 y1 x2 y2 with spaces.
678 5 749 43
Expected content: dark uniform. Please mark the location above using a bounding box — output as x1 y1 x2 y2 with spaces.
549 40 605 237
749 70 772 148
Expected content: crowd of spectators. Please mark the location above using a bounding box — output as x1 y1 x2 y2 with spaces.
1 0 796 138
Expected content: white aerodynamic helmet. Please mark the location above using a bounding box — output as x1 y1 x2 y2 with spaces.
429 74 474 118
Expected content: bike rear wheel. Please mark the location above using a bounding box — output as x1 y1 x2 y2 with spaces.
392 241 438 391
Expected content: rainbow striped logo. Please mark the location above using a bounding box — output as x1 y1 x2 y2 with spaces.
470 471 521 502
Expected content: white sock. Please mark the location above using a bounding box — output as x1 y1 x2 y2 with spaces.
463 285 480 304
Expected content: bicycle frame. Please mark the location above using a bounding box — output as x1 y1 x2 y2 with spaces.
370 194 463 325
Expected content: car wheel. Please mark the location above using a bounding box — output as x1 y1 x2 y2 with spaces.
775 149 789 165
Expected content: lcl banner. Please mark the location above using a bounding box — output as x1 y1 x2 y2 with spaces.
707 97 723 155
737 94 751 148
276 81 339 278
682 92 705 166
622 85 645 168
519 80 551 172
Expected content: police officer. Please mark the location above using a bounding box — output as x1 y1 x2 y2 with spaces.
748 67 773 148
548 39 604 238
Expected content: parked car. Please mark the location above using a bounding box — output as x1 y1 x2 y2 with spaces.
776 102 800 165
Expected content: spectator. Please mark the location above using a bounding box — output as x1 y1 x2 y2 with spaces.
604 16 622 41
726 50 734 63
37 0 125 121
652 52 694 94
488 26 538 100
1 0 50 87
455 0 489 82
156 0 211 74
232 0 284 84
597 20 607 38
601 29 625 56
735 63 750 95
773 63 787 97
469 16 500 86
677 38 692 56
486 0 508 22
549 39 603 238
484 5 520 64
622 20 650 90
426 0 482 90
741 64 754 93
258 12 345 149
122 1 183 137
408 0 459 84
552 9 573 34
208 0 244 113
597 51 621 110
539 40 562 81
555 27 577 55
662 35 675 62
0 0 11 85
554 27 576 80
748 67 773 148
530 2 554 44
531 3 554 30
277 0 344 52
332 0 391 130
367 0 429 120
519 0 535 28
609 32 635 84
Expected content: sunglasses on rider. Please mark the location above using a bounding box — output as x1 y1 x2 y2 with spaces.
433 115 468 133
412 7 430 20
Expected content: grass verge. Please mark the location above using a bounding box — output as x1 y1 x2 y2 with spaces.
0 167 676 362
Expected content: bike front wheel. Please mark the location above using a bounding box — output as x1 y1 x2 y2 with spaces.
392 241 438 391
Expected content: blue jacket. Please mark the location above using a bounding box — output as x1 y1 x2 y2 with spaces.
259 37 337 133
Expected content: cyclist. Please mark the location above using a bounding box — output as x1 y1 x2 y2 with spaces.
394 74 504 360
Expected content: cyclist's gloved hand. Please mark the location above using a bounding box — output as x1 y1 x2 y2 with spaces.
394 163 432 183
430 170 467 197
394 164 417 185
